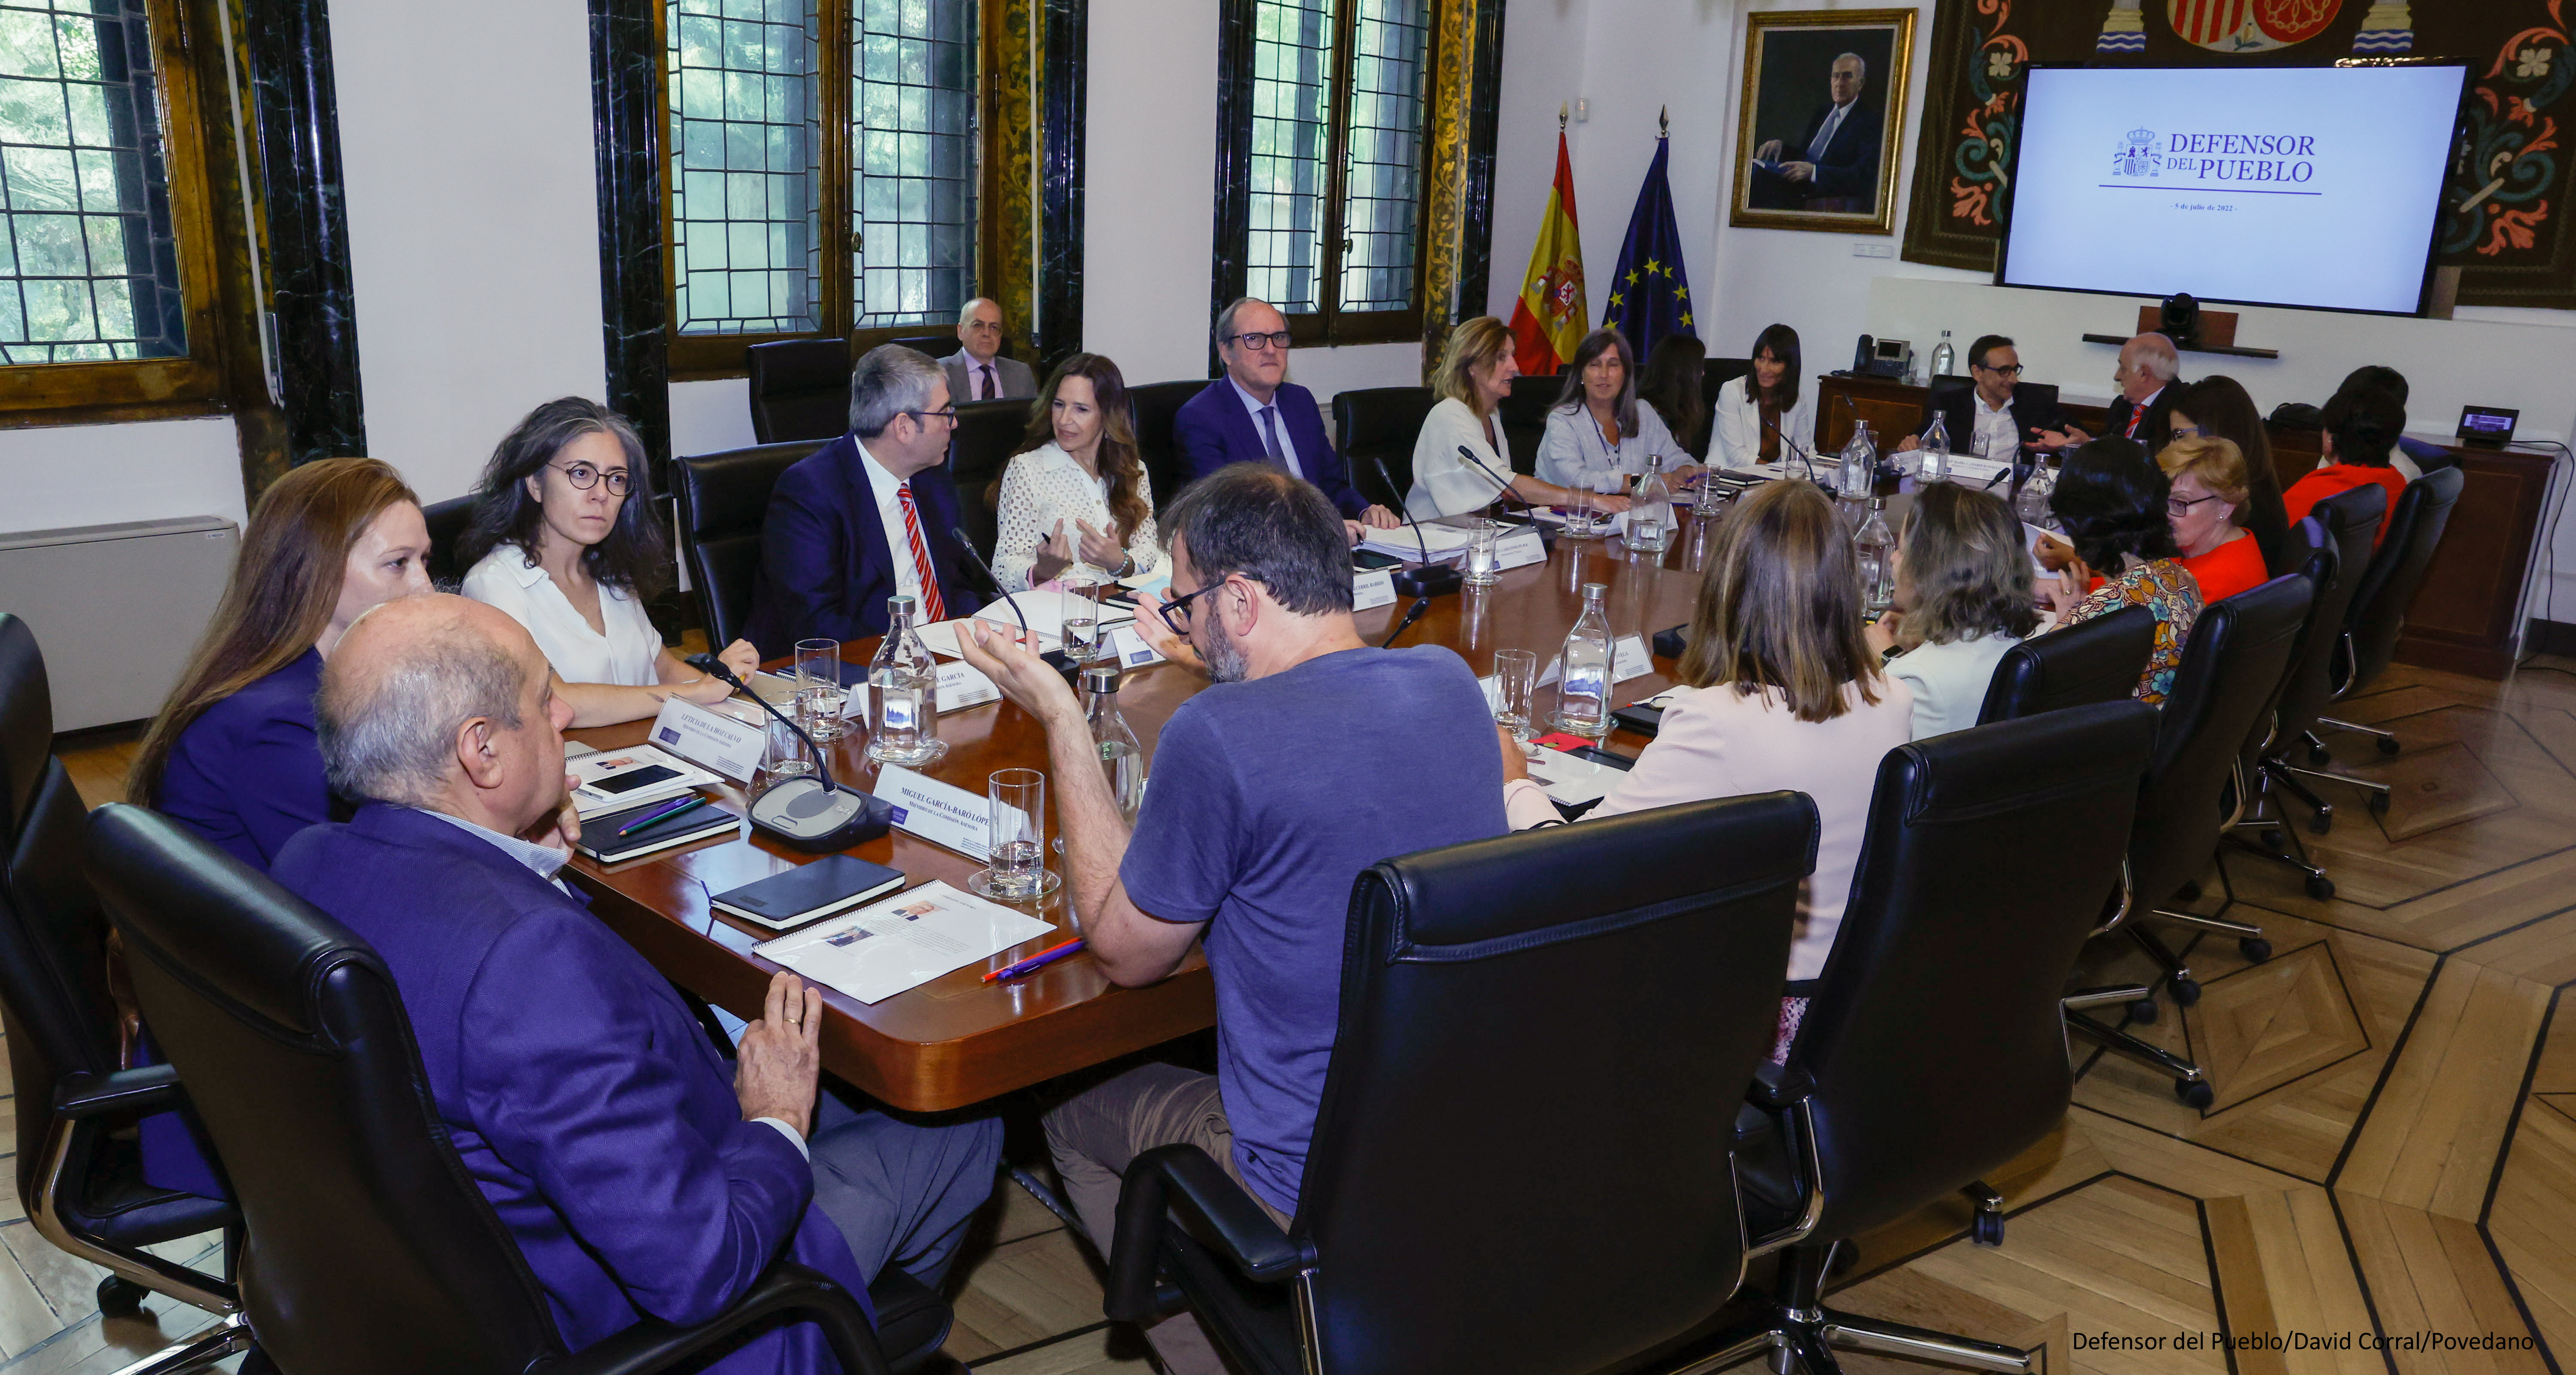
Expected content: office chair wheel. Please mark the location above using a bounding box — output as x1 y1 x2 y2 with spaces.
2307 808 2333 836
2128 997 2159 1025
2376 735 2400 756
2260 828 2285 850
2170 977 2201 1007
2306 874 2336 901
96 1275 146 1318
2177 1078 2215 1108
2307 742 2330 766
2176 880 2202 903
2369 791 2391 816
1971 1210 2006 1246
2240 937 2272 962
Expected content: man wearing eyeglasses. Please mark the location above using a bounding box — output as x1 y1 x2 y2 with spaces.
1893 335 2067 464
746 344 984 658
957 465 1501 1375
1175 297 1402 539
940 298 1036 402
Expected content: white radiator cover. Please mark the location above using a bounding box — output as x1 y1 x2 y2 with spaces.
0 516 240 732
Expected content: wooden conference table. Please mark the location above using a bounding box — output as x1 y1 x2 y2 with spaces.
564 519 1716 1114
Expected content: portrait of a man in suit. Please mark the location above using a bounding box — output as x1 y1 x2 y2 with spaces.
1731 12 1910 232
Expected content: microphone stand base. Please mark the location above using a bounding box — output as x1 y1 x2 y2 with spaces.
1394 564 1462 598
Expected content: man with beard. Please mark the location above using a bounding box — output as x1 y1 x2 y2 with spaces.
957 464 1504 1375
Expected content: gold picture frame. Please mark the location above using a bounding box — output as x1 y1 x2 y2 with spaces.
1728 7 1914 235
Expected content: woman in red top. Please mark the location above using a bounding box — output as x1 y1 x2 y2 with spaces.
2282 386 2408 549
2157 434 2269 603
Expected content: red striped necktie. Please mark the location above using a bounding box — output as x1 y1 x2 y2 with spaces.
896 480 948 623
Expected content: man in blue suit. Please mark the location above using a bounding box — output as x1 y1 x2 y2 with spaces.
748 344 984 658
1175 297 1401 535
1749 52 1884 210
273 595 999 1372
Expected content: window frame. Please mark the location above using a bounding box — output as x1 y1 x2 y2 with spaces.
0 0 232 424
658 0 1012 382
1229 0 1437 350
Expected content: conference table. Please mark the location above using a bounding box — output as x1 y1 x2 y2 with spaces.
562 510 1724 1114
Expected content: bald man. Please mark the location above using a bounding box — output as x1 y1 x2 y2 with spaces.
941 297 1036 401
270 596 998 1374
2037 333 2185 452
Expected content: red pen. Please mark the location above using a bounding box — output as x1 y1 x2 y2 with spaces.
981 936 1085 983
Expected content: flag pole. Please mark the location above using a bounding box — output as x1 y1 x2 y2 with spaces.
1659 105 1668 139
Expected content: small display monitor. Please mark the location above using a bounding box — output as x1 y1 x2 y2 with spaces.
2456 406 2518 447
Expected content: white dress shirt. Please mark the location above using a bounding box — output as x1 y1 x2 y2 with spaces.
857 438 924 609
1710 375 1818 470
1231 378 1303 480
1806 100 1852 162
1535 404 1683 488
1968 392 2020 463
461 547 662 687
991 441 1165 592
1406 397 1514 520
968 358 1002 401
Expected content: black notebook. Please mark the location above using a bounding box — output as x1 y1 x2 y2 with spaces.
710 854 909 932
576 799 741 863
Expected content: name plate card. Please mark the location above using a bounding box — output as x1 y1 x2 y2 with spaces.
1109 625 1165 669
1352 568 1398 612
1494 527 1547 571
650 696 766 781
1612 634 1654 683
935 660 999 713
875 765 991 859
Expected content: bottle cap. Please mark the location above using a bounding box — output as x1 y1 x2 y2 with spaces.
1081 665 1121 693
1583 581 1607 598
888 594 916 615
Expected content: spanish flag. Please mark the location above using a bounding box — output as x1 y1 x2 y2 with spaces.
1508 131 1588 377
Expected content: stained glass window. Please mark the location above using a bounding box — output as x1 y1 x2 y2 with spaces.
1245 0 1332 316
0 0 185 364
1336 0 1427 313
852 0 976 330
667 0 821 336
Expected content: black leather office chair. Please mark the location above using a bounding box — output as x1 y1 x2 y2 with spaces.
746 339 851 444
87 803 950 1375
1498 373 1560 475
1129 379 1204 511
885 333 964 360
419 494 477 588
1975 604 2154 725
2066 574 2311 1104
948 397 1033 563
1332 386 1437 512
0 615 240 1353
2304 465 2464 772
1105 794 1817 1375
1717 701 2159 1375
2232 483 2383 856
672 440 830 650
2224 517 2348 898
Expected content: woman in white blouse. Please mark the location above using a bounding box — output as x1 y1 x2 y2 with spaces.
459 398 756 726
1408 316 1631 521
1862 481 2038 740
992 353 1163 592
1535 328 1696 491
1710 323 1818 470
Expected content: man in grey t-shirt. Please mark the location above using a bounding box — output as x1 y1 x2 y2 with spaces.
960 467 1504 1375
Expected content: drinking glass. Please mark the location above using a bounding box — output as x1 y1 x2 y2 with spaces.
971 768 1060 901
1463 520 1502 587
1492 648 1538 745
759 712 815 786
794 639 848 743
1060 574 1106 662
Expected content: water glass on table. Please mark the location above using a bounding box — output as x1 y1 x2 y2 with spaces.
1060 574 1106 663
794 638 848 742
1492 647 1538 746
759 712 815 785
972 768 1060 901
1463 519 1502 587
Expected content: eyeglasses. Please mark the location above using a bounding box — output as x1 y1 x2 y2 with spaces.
962 318 1002 333
2167 492 2227 517
550 461 632 496
2169 424 2206 439
902 407 961 427
1225 331 1295 352
1155 578 1231 636
1973 362 2025 376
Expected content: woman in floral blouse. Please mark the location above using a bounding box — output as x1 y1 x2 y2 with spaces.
2037 437 2204 704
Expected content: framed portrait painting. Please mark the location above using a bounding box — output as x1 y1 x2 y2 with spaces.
1729 9 1915 234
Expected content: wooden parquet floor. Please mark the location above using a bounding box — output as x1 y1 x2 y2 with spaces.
18 656 2576 1373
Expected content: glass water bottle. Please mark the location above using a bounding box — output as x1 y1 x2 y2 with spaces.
1552 582 1615 741
1855 499 1897 615
1083 666 1146 821
866 595 945 765
1628 456 1673 554
1919 412 1952 485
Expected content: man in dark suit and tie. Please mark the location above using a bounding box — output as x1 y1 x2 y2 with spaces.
2035 333 2185 453
940 297 1036 403
1174 297 1401 535
749 344 986 658
273 594 999 1374
1751 53 1882 209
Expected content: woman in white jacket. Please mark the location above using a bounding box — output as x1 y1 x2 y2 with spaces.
1534 328 1696 491
1710 323 1817 471
992 353 1163 591
1407 316 1634 522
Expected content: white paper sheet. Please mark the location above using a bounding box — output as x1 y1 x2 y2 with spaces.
752 881 1055 1005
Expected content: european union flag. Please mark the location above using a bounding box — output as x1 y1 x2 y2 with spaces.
1601 136 1697 364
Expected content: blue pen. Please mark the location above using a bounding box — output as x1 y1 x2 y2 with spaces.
615 793 706 838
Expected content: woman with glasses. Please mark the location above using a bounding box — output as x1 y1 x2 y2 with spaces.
2157 434 2268 604
2033 438 2203 705
1534 328 1693 490
459 397 757 725
1406 316 1631 520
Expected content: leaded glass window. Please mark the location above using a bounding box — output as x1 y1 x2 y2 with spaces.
0 0 185 364
1239 0 1430 337
667 0 821 336
852 0 975 329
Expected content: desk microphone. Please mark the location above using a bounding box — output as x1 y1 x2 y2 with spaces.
683 653 890 852
1762 413 1819 484
950 528 1083 683
1456 446 1545 525
1357 453 1461 598
1380 594 1432 648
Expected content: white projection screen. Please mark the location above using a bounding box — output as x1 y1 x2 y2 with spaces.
1998 64 2469 316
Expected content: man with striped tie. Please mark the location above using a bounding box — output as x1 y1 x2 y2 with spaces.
2035 332 2185 453
747 345 986 658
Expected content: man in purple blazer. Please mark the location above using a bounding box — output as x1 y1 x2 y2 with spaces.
747 344 985 659
1175 297 1401 534
272 595 998 1372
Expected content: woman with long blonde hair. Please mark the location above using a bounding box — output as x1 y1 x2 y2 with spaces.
1406 316 1632 519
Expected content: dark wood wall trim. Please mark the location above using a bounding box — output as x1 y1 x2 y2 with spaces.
239 0 365 468
589 0 670 480
1207 0 1256 379
1452 0 1504 327
1034 0 1087 371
